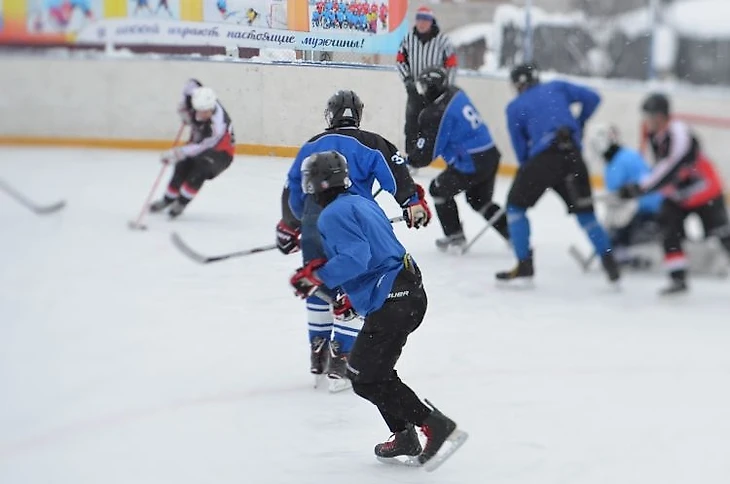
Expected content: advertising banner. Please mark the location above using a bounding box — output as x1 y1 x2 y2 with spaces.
0 0 409 54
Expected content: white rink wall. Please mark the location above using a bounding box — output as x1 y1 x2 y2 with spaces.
1 55 730 184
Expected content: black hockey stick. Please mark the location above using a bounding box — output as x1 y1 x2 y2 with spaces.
172 217 405 264
0 178 66 215
170 232 278 264
568 244 597 271
460 207 506 255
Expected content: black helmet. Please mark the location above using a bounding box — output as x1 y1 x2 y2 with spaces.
325 90 364 128
301 151 352 196
417 67 449 103
642 93 670 117
510 63 539 90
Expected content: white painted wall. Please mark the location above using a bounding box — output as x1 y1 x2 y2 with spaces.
2 56 730 185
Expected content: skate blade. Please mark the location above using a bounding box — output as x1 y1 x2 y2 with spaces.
327 377 352 393
422 429 469 473
495 277 534 290
313 373 326 389
376 455 422 467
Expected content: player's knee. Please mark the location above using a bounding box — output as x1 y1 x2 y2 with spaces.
428 179 442 198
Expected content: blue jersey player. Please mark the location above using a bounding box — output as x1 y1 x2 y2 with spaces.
275 90 431 389
590 124 663 268
289 151 467 469
409 67 509 250
496 64 620 284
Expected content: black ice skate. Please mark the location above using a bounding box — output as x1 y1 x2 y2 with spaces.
168 200 188 219
435 232 466 252
496 251 534 284
148 197 174 213
659 271 688 296
326 340 351 393
375 424 423 466
417 399 468 472
310 336 328 375
601 252 621 283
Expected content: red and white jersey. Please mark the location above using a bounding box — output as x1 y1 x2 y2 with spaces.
178 79 235 158
642 119 723 208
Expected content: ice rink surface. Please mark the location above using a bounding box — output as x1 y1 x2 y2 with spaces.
2 147 730 484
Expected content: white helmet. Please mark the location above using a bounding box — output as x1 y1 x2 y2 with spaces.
191 87 217 111
590 124 620 157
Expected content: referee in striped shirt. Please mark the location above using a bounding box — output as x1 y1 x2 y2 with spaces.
397 6 458 153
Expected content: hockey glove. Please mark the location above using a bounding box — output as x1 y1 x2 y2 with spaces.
618 183 643 200
161 148 185 165
333 293 357 322
290 258 327 299
276 220 301 255
403 184 432 229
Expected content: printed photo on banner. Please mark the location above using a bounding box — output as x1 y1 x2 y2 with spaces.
309 0 389 35
27 0 102 34
206 0 288 30
129 0 179 19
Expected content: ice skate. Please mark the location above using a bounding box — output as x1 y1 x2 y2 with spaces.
168 200 188 219
600 252 621 283
417 399 468 472
435 232 466 252
310 337 329 388
375 424 423 467
659 272 688 296
326 340 351 393
148 197 174 213
495 251 534 287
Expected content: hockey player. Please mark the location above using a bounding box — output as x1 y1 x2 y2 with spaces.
496 63 620 283
149 80 235 218
275 90 431 386
289 151 467 470
617 93 730 294
591 124 663 268
408 67 509 250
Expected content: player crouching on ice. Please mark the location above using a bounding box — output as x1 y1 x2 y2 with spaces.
616 93 730 294
149 79 235 218
590 124 664 269
289 151 467 471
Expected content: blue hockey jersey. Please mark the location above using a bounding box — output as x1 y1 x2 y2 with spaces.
605 147 663 214
287 127 417 220
506 80 601 164
409 87 497 173
316 193 408 316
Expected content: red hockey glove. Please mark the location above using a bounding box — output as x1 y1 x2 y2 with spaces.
333 293 357 322
276 220 301 255
290 258 327 299
403 184 432 229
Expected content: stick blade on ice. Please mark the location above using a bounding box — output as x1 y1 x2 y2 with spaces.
170 232 209 263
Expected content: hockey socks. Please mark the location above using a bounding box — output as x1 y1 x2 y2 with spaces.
506 205 531 260
576 212 612 255
307 295 333 343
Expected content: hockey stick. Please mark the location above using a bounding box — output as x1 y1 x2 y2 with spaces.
171 216 406 264
460 207 506 255
128 123 185 231
0 178 66 215
171 232 278 264
568 244 597 271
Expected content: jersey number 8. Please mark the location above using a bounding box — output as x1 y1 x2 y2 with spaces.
462 105 483 130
